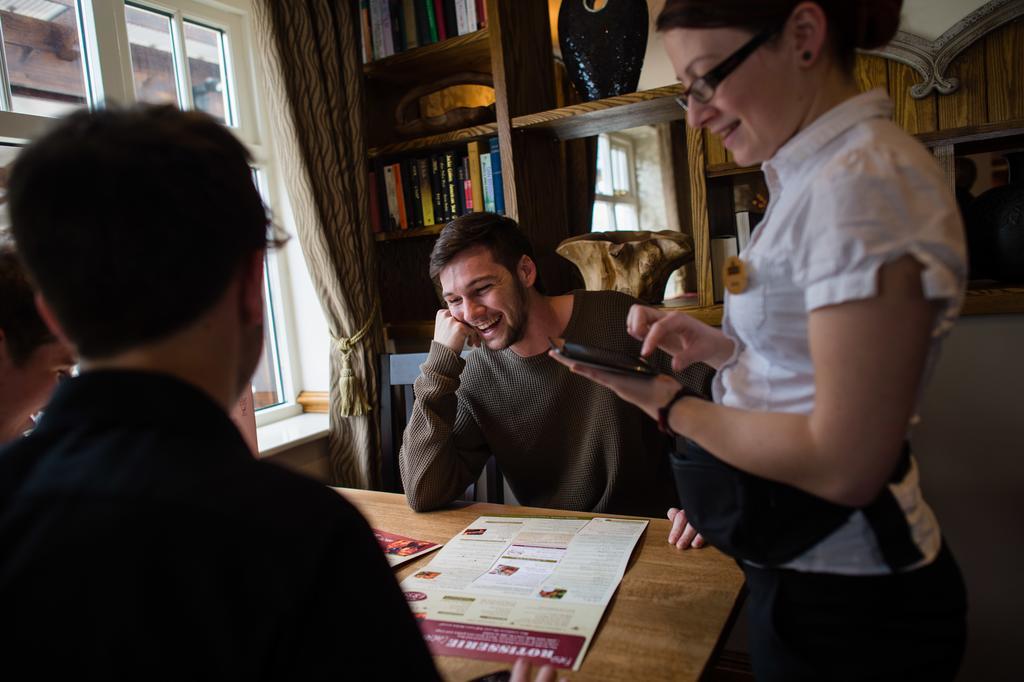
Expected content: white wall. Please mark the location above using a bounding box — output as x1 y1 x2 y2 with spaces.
912 314 1024 681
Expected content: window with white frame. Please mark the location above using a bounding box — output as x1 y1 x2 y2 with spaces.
591 133 639 231
0 0 297 416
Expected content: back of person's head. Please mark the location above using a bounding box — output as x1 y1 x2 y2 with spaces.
656 0 903 72
0 235 55 365
7 105 270 359
429 212 543 291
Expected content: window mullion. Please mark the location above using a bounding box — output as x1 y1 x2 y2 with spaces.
170 11 194 109
81 0 135 106
0 21 13 111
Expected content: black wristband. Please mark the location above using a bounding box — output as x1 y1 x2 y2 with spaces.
657 387 697 437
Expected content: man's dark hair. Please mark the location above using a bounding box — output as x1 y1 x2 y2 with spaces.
8 105 273 359
0 236 55 365
429 213 542 291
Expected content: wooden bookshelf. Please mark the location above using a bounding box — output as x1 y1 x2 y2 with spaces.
368 122 498 159
962 287 1024 316
512 84 685 141
375 224 445 242
363 29 492 85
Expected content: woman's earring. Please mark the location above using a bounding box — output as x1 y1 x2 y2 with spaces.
802 51 812 62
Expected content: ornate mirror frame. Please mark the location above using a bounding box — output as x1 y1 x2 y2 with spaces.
863 0 1024 98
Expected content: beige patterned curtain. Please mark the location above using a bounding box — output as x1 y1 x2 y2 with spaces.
253 0 383 488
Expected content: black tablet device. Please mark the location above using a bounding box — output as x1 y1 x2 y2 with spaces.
549 337 659 377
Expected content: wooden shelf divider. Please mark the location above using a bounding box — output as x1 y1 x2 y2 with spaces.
375 224 445 242
511 84 685 141
962 286 1024 316
368 122 499 159
363 29 491 85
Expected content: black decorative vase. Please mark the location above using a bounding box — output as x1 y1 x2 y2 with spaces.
967 152 1024 283
558 0 649 102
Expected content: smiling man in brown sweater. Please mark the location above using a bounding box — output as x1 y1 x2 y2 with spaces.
399 213 713 542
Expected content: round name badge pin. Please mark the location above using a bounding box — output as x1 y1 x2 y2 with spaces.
723 255 749 295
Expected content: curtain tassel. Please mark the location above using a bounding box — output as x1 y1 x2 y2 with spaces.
332 302 378 417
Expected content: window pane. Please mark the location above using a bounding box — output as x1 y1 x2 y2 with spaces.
251 259 284 410
125 4 180 106
250 169 284 411
184 21 231 125
611 144 630 195
595 134 612 196
1 0 89 116
614 203 638 230
592 200 614 231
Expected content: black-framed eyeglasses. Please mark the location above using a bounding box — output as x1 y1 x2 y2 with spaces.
675 26 778 112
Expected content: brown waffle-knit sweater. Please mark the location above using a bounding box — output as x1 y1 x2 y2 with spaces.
399 290 714 517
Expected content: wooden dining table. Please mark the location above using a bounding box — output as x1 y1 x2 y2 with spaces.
336 488 746 682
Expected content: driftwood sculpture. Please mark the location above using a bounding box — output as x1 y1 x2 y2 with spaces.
556 230 694 304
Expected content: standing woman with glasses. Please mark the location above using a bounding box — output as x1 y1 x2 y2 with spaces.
551 0 967 679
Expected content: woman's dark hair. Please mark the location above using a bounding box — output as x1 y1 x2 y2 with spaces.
8 105 275 359
0 237 55 365
656 0 903 72
429 212 543 292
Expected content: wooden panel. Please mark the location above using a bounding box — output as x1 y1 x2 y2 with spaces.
377 238 442 323
887 60 938 134
362 29 492 86
853 53 888 93
297 391 329 413
985 19 1024 123
511 84 686 140
368 123 499 158
703 129 729 169
489 0 573 294
375 225 445 242
686 126 714 307
962 288 1024 316
937 37 988 130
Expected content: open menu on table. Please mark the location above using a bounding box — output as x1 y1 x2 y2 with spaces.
397 515 647 671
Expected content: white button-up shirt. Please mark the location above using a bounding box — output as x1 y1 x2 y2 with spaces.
712 89 966 574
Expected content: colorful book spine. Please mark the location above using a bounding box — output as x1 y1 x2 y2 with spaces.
416 157 435 226
475 0 486 28
404 159 422 228
368 0 390 60
430 153 446 222
488 137 504 215
460 155 472 213
392 162 408 229
402 0 419 49
423 0 439 42
467 140 484 213
359 1 373 63
382 164 400 230
454 0 469 36
442 0 457 40
432 0 447 40
444 150 458 220
480 151 495 213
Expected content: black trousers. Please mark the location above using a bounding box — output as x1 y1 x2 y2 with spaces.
741 542 967 682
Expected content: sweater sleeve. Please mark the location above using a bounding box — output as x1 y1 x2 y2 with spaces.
398 342 491 512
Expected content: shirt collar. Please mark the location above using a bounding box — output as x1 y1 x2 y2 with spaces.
762 88 893 188
34 369 247 455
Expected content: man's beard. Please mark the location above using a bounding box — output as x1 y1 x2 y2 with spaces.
492 280 529 350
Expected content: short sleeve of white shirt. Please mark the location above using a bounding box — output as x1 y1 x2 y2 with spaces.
792 133 966 333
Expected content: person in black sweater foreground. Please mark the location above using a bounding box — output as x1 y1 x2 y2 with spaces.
0 105 441 680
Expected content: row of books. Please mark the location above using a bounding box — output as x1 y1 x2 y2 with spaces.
359 0 488 62
369 137 506 233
